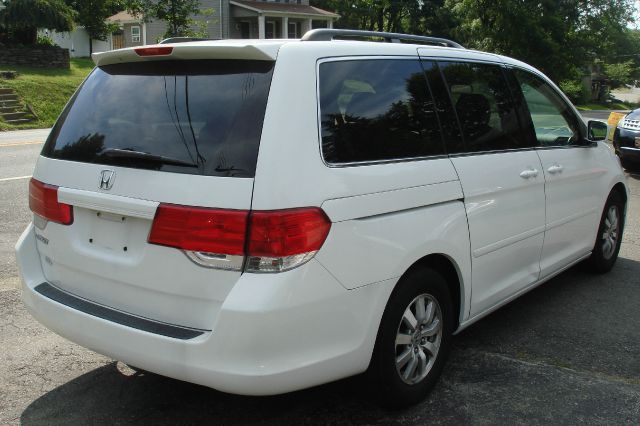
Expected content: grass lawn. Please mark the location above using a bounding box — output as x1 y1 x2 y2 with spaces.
575 102 639 111
0 58 94 131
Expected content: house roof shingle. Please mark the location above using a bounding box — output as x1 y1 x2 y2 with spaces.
107 11 142 23
231 1 338 18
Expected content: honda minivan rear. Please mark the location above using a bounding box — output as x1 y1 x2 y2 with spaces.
16 39 400 397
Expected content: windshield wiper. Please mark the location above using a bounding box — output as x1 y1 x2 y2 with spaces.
100 148 198 167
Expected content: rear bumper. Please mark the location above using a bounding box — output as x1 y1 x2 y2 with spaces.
16 223 395 395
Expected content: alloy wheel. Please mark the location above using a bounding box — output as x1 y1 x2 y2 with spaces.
602 205 620 260
394 293 443 385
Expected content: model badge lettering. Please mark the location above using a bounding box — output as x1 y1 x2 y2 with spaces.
99 170 115 190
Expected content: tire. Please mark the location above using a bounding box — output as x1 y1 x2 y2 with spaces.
366 266 454 409
620 158 636 172
587 191 625 273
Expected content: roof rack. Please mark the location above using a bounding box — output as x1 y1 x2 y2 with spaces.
301 29 464 49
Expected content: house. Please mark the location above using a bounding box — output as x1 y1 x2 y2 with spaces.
46 0 338 56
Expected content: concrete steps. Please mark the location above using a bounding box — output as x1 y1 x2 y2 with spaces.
0 100 19 108
3 118 33 124
0 88 35 124
1 111 27 120
0 94 18 101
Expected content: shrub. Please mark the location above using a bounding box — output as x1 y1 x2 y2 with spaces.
559 79 588 104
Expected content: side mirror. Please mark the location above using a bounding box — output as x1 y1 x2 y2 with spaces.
588 120 608 141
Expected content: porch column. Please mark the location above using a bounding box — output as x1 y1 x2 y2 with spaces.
304 18 313 34
142 22 147 45
282 16 288 38
258 15 265 39
327 20 333 29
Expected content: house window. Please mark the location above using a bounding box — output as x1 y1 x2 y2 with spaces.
288 22 297 38
131 26 141 43
266 21 276 38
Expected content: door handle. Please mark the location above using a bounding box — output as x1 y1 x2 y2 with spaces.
519 168 539 179
548 164 564 174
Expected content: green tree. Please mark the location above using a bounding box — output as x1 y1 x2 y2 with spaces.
125 0 199 38
0 0 75 45
604 60 634 89
445 0 637 84
65 0 122 53
312 0 639 89
311 0 461 41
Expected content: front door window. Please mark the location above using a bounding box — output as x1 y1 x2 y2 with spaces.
511 69 581 146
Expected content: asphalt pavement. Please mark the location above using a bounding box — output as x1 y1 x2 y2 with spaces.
0 124 639 425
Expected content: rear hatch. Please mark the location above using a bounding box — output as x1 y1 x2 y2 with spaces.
30 44 278 331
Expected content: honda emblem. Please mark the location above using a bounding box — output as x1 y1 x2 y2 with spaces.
99 170 116 190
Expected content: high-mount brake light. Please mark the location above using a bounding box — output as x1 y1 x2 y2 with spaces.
147 204 331 273
28 179 73 225
134 46 173 56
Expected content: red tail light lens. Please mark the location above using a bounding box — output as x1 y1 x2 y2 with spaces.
148 204 331 272
134 46 173 56
247 208 331 257
148 204 248 255
29 179 73 225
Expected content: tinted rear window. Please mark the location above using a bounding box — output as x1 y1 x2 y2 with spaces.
319 59 444 164
43 60 274 177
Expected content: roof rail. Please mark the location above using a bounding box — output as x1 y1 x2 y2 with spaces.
301 29 464 49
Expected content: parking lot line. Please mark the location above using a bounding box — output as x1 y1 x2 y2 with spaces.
0 175 31 182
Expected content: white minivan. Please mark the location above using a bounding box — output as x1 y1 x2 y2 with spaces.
16 29 628 407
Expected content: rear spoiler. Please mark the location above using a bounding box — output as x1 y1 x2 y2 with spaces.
91 41 282 66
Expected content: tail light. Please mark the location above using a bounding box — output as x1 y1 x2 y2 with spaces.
148 205 248 271
29 179 73 226
148 205 331 273
246 208 331 273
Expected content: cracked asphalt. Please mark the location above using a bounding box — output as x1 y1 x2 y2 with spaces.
0 130 639 425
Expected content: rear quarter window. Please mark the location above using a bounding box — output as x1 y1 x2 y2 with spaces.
43 60 274 177
318 59 444 165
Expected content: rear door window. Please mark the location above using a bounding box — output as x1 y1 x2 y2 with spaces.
43 60 274 177
439 61 533 153
318 59 444 164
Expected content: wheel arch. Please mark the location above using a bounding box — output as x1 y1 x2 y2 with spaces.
611 181 628 213
397 253 465 331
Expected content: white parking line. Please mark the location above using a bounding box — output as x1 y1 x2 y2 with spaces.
0 175 31 182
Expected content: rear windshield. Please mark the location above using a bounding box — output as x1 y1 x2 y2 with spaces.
43 60 274 177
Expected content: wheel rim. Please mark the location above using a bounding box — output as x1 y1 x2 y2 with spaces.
602 205 620 260
395 293 443 385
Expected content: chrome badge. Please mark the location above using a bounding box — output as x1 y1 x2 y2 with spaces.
99 170 116 190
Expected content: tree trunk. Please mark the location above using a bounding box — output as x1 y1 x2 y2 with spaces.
89 38 93 55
